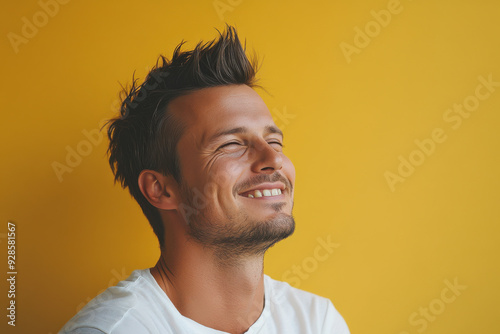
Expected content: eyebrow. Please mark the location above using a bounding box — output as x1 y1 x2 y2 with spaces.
206 125 284 147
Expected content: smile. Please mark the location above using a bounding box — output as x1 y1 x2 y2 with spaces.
238 182 286 199
240 188 283 198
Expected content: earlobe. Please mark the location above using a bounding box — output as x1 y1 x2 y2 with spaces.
138 170 177 210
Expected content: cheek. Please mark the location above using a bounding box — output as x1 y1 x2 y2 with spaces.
204 159 244 199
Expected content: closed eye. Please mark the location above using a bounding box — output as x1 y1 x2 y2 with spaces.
269 141 283 147
217 140 284 150
218 141 242 150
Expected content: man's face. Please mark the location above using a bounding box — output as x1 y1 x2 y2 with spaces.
169 84 296 258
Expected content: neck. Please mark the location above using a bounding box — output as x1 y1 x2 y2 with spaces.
150 241 266 334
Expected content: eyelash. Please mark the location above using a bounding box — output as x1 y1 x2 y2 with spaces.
219 141 284 149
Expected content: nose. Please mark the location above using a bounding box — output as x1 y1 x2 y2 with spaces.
250 139 283 173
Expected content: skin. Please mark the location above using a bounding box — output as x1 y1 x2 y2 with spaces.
138 84 296 334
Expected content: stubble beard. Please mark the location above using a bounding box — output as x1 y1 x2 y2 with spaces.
180 181 295 263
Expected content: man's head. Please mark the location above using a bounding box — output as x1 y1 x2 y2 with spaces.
107 25 295 256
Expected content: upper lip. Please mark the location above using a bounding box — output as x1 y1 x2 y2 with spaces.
238 182 286 196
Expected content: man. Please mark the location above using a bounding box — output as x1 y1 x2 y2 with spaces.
60 25 350 334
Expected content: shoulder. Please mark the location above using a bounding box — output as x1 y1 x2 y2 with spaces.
264 275 350 333
60 269 160 334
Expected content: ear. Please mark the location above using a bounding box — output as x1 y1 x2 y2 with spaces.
138 170 179 210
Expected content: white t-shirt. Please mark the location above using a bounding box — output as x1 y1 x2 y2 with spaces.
60 269 350 334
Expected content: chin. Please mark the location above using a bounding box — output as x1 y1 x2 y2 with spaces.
252 213 295 246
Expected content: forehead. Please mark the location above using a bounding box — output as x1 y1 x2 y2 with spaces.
168 85 277 144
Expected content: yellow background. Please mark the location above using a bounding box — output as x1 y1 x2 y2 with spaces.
1 0 499 333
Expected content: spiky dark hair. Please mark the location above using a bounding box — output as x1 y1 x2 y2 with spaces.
105 25 259 249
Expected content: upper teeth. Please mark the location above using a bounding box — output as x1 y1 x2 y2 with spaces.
247 188 282 198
